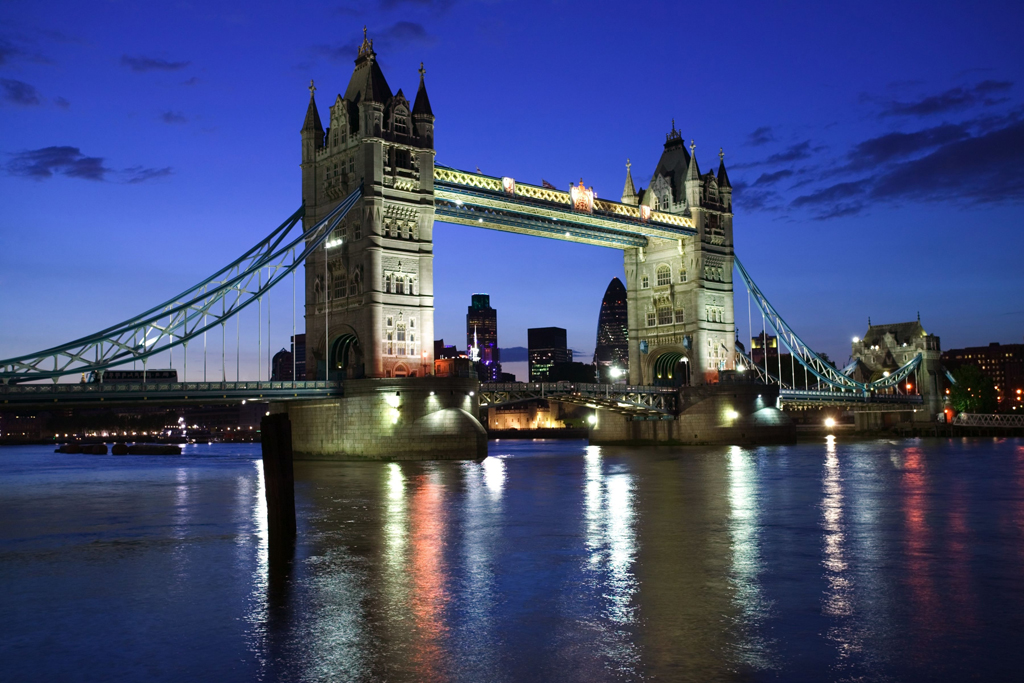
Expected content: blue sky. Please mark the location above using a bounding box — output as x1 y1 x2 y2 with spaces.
2 0 1023 380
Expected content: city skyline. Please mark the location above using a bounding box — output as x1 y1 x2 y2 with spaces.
2 1 1023 378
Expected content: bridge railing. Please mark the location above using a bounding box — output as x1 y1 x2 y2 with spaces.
780 389 924 404
480 381 677 395
0 380 339 397
953 412 1024 428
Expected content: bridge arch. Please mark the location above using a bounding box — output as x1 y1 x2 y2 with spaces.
327 326 361 380
646 346 691 388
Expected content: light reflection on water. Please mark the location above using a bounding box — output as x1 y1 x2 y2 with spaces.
2 439 1024 682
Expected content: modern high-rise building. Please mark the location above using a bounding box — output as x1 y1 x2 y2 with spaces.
528 327 572 381
594 277 629 382
942 338 1024 410
291 334 306 379
467 294 502 381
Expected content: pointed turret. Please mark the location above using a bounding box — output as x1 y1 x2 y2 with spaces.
621 159 637 205
717 148 731 189
717 148 732 211
684 139 701 207
412 62 434 147
413 62 433 117
301 80 324 135
301 80 324 166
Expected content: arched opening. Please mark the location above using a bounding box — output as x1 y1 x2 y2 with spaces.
329 333 359 380
653 351 690 388
393 363 409 378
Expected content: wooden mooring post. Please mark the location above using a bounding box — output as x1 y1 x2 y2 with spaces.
260 412 296 555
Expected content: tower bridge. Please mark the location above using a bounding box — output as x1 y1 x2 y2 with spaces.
0 31 941 456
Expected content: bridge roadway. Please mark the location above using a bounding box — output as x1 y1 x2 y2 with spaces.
0 380 342 407
479 382 678 418
779 389 924 408
0 379 925 414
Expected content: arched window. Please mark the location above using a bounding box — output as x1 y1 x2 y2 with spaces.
349 270 360 296
395 276 405 295
385 274 392 293
333 272 347 300
656 265 671 287
641 275 649 289
314 275 323 303
679 269 687 282
384 331 394 355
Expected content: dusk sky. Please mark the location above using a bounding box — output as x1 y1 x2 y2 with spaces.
2 0 1023 380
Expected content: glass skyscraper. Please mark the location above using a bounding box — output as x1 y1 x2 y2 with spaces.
594 277 628 382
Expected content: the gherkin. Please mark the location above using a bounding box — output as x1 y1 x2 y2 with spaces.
594 277 628 382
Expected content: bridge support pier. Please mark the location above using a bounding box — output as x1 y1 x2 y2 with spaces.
278 377 487 460
589 383 795 446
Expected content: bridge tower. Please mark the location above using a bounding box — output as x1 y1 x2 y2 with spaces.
622 125 736 386
301 31 436 379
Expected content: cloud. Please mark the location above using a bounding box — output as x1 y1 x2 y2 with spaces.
6 147 173 184
53 96 70 109
120 55 190 72
791 180 864 208
881 80 1012 117
0 37 21 66
7 146 109 180
763 141 814 164
124 166 173 184
731 181 782 212
870 119 1024 203
747 126 775 146
846 123 970 168
160 110 187 124
381 0 455 8
752 169 794 186
785 116 1024 218
315 21 435 62
1 78 41 105
181 76 200 86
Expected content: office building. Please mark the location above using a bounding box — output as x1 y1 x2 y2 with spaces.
942 338 1024 410
594 277 629 382
528 327 572 381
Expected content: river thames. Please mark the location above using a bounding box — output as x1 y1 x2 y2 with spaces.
1 438 1022 682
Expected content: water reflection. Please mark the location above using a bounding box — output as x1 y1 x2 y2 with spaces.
581 445 640 675
901 446 939 643
408 468 449 679
727 445 772 669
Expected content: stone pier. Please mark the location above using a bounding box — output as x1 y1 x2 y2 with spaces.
278 377 487 460
589 382 795 446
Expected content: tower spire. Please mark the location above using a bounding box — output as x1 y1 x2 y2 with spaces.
621 158 637 205
717 147 732 189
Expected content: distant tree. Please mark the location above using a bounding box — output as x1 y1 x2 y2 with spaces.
949 365 998 414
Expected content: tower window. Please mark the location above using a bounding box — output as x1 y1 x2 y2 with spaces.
646 312 656 327
641 275 649 289
385 274 392 294
656 265 671 287
395 276 405 295
657 301 673 326
674 309 685 324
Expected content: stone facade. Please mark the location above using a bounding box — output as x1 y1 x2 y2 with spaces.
589 382 794 446
301 32 436 380
850 318 944 420
280 377 486 460
621 128 736 387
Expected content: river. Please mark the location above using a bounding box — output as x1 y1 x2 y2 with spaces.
1 438 1022 682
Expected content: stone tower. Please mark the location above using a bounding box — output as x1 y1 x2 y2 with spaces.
301 31 436 379
621 124 735 386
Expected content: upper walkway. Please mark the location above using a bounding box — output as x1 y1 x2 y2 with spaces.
433 166 697 249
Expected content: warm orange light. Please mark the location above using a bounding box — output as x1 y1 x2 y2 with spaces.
906 383 913 390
